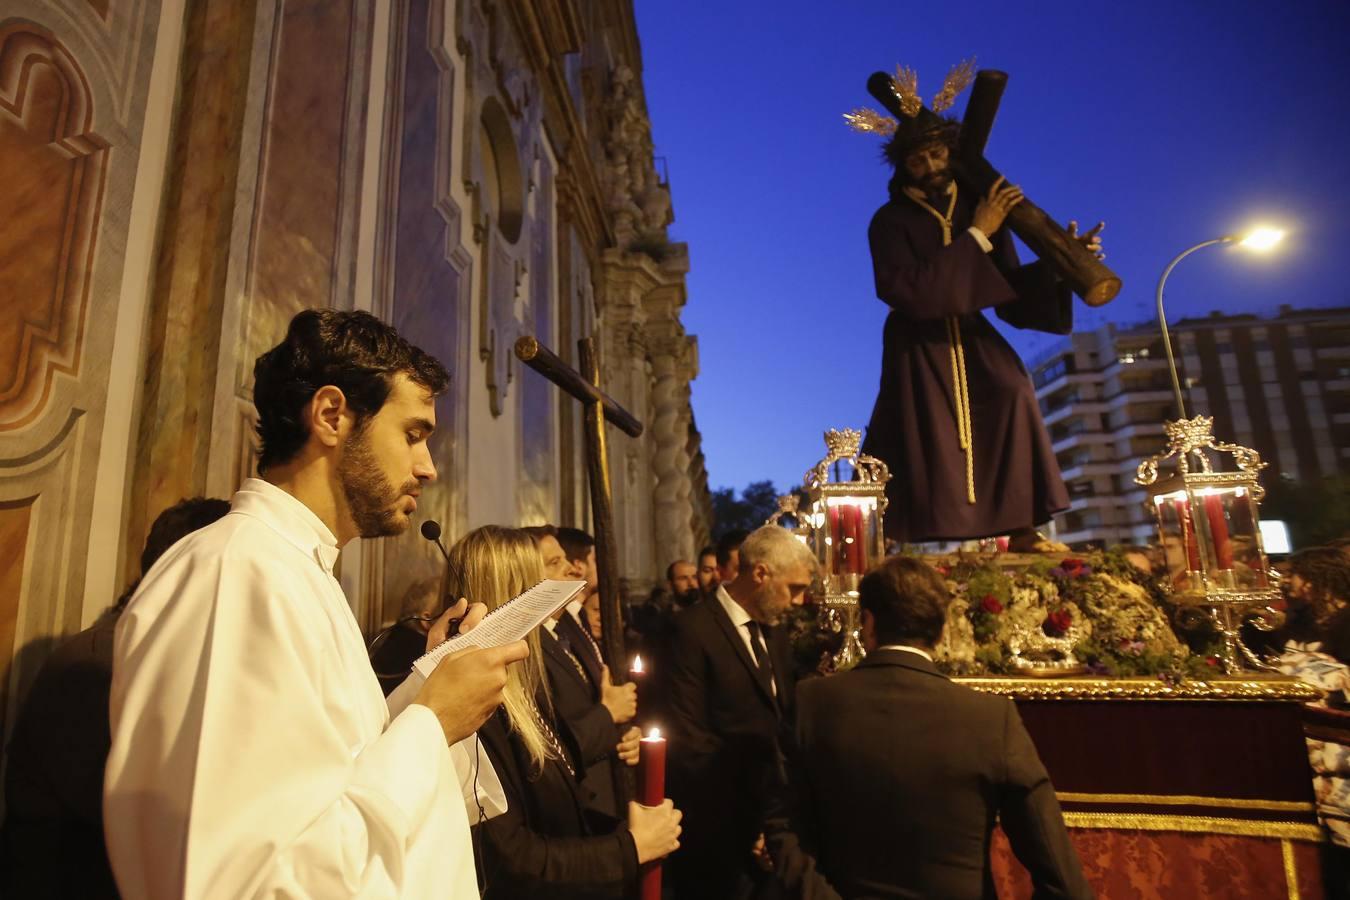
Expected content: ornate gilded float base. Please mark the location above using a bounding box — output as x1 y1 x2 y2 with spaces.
955 674 1321 702
1061 811 1321 841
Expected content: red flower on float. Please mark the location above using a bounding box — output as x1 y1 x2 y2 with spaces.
1043 609 1073 636
1060 558 1087 577
980 595 1003 614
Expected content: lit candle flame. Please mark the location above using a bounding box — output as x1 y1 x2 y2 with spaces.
645 727 662 740
631 654 644 673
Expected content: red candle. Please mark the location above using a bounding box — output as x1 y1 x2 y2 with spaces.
638 728 667 900
851 504 869 574
1204 493 1233 569
828 504 842 574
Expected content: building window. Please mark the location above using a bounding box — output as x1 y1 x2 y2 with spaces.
1035 359 1068 388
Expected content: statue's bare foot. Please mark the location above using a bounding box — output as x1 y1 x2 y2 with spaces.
1006 527 1069 554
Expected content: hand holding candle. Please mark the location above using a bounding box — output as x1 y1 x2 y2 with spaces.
616 726 641 767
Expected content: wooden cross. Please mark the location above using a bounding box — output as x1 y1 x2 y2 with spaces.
867 68 1122 306
513 334 643 683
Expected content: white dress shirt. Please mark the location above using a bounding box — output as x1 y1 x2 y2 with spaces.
715 585 776 695
876 644 935 662
105 479 477 899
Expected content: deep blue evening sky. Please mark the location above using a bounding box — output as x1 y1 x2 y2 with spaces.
635 0 1350 495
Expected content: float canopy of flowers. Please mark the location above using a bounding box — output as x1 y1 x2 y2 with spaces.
789 548 1224 678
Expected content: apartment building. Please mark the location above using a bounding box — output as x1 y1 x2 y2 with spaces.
1031 305 1350 546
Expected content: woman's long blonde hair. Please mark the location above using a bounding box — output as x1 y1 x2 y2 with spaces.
445 525 553 772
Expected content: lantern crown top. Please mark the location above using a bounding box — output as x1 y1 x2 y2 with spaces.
805 428 892 489
1135 415 1266 494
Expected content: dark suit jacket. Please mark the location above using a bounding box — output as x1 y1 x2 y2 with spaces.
666 593 797 898
542 620 623 821
2 614 121 899
475 706 638 900
769 649 1091 900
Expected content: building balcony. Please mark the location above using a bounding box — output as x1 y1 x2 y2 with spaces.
1043 401 1108 428
1104 388 1174 409
1066 494 1122 512
1108 421 1166 441
1051 430 1114 454
1058 461 1119 481
1034 371 1096 397
1101 356 1168 379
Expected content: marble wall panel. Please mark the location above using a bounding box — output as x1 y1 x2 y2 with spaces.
517 149 555 525
240 0 368 387
0 23 108 431
0 0 166 789
370 0 471 625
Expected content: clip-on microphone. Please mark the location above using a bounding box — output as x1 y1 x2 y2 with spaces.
420 519 451 561
420 520 467 637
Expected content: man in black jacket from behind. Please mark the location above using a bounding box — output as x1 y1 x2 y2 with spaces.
666 525 817 899
767 556 1092 900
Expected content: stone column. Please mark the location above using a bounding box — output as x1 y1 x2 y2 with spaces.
596 247 659 592
646 317 696 566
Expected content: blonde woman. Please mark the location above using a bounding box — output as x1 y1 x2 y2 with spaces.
446 526 681 900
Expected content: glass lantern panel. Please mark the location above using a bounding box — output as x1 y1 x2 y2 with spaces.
821 495 882 596
1153 490 1200 595
1193 485 1269 590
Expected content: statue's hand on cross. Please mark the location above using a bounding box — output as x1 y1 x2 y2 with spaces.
972 176 1025 236
1068 220 1106 261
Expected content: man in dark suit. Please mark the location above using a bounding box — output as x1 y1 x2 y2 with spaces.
666 525 818 900
768 556 1092 900
525 524 639 823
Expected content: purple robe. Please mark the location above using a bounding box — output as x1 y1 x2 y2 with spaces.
861 186 1071 542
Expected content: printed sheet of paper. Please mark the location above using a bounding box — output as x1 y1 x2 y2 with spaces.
412 579 587 679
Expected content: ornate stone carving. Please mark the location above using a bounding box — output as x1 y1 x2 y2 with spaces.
600 64 670 250
457 0 546 417
0 23 108 431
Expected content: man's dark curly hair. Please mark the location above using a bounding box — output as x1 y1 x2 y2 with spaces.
1282 546 1350 647
252 309 449 472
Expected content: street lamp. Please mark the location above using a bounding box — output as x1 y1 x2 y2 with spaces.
1137 225 1287 672
1156 226 1286 418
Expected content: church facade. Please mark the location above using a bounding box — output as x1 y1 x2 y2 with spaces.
0 0 710 768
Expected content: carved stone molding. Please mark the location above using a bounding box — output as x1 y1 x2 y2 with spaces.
43 0 156 125
457 0 548 417
599 63 668 250
0 22 109 432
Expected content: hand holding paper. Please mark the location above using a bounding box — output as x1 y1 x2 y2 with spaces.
414 643 528 745
413 579 588 678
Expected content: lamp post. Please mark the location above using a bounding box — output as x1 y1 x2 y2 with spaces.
1156 228 1285 418
1138 226 1287 672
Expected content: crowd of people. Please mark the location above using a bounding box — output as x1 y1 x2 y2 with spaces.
3 307 1350 899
